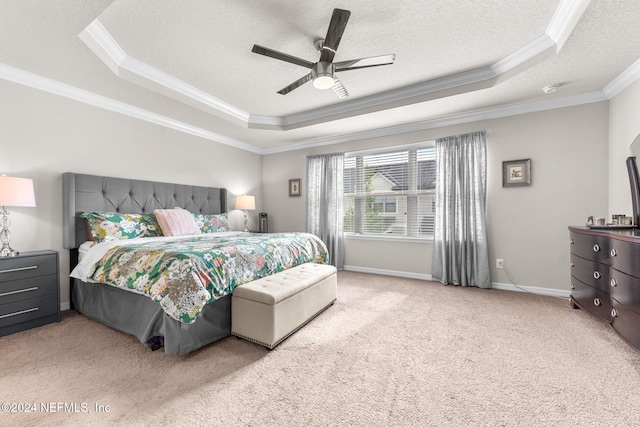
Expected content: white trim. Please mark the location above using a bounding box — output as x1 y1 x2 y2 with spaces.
546 0 592 51
491 34 555 75
80 20 250 124
262 91 608 154
342 267 571 298
0 63 262 154
491 281 571 299
0 60 615 156
603 58 640 98
60 302 71 311
345 233 433 244
78 1 591 132
343 265 432 281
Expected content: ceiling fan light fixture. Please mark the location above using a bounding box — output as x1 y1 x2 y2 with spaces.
313 74 335 89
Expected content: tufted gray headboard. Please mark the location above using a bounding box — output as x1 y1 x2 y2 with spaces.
62 172 227 249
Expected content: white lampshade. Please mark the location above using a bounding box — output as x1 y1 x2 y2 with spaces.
0 176 36 207
235 195 255 211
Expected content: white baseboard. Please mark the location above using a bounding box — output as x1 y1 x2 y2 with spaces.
60 302 71 311
491 282 571 298
342 265 570 298
343 265 432 281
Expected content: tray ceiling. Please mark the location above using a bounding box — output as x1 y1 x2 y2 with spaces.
1 0 640 153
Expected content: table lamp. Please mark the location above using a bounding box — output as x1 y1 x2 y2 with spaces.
0 175 36 257
235 195 255 232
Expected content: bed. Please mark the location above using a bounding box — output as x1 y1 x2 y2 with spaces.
62 172 328 355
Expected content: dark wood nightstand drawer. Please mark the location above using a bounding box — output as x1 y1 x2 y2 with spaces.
0 294 59 329
570 232 610 263
0 274 58 305
0 252 57 283
570 254 609 293
571 277 612 323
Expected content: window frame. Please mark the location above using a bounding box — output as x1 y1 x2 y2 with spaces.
343 141 436 241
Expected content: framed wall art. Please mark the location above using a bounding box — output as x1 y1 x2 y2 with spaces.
502 158 531 187
289 179 301 197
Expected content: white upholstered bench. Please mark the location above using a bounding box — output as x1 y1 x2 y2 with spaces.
231 263 337 349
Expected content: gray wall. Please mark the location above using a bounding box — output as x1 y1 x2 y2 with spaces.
263 102 611 294
0 79 263 309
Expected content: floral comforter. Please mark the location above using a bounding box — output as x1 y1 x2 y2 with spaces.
73 232 328 323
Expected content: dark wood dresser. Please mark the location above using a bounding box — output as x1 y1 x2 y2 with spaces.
569 226 640 350
0 250 60 337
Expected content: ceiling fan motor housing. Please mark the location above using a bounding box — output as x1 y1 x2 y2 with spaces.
312 62 336 89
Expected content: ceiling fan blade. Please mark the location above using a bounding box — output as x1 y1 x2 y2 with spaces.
252 45 314 69
334 54 396 72
331 77 349 98
277 73 313 95
320 8 351 63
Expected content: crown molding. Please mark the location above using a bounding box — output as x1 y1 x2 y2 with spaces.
81 0 590 131
603 58 640 98
2 0 636 157
546 0 592 51
0 60 619 157
261 91 608 154
0 62 261 154
80 19 250 126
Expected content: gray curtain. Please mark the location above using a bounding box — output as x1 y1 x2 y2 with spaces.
432 131 490 288
306 153 344 269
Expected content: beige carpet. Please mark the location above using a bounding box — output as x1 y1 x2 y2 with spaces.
1 271 640 426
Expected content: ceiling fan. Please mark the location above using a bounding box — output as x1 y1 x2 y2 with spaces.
251 8 395 98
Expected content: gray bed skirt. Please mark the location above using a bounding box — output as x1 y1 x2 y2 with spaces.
72 279 232 355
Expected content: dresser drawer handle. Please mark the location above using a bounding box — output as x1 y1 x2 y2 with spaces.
0 307 39 319
611 308 618 318
593 271 601 280
594 298 601 307
0 265 38 274
0 286 38 298
570 262 575 267
593 244 600 252
570 238 574 245
610 278 617 288
611 248 617 257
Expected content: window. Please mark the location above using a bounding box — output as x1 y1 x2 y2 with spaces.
372 196 397 213
344 143 436 238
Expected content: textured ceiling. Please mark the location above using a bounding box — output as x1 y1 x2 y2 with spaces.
1 0 640 153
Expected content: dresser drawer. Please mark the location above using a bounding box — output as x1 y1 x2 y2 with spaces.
611 300 640 350
570 232 610 263
609 238 640 278
0 253 57 283
570 254 609 293
0 294 59 329
0 274 58 305
609 268 640 314
571 277 612 322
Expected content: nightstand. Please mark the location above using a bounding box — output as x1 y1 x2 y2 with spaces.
0 250 60 337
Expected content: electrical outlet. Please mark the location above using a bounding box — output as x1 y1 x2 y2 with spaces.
496 259 504 269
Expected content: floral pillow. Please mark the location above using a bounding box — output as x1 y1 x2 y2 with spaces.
193 213 229 233
81 211 162 243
